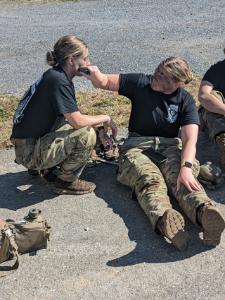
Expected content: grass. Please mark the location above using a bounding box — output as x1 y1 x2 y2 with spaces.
185 75 201 104
0 76 201 149
77 90 131 127
0 95 19 148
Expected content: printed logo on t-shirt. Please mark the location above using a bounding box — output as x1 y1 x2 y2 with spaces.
166 104 178 123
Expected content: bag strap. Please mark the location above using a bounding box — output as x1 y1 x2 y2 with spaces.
0 219 19 278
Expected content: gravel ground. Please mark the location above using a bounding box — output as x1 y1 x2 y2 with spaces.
0 0 225 96
1 1 225 299
0 135 225 299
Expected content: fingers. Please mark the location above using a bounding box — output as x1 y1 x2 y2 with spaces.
189 179 203 191
182 179 204 192
110 120 118 138
185 182 195 192
98 129 113 150
103 119 118 138
177 173 204 193
111 125 118 138
103 122 109 133
80 65 98 76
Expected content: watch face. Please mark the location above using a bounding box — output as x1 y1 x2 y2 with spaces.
184 161 192 168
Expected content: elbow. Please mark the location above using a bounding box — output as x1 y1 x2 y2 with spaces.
66 118 82 129
70 119 84 129
66 112 87 129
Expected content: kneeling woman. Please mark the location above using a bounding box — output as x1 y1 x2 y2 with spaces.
11 35 116 195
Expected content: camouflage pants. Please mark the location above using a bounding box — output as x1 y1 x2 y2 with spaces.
199 90 225 139
12 124 96 182
117 135 213 229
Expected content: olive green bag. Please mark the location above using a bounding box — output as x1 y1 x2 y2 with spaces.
0 209 50 277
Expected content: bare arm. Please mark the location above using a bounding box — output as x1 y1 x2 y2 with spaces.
180 124 198 166
65 111 109 128
81 66 120 92
198 80 225 114
64 111 117 138
177 124 203 192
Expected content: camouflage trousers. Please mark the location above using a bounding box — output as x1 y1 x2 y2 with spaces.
11 124 96 182
117 135 213 229
199 90 225 139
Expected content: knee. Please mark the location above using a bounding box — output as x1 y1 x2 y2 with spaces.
117 149 141 186
136 174 162 194
86 127 97 147
77 127 96 148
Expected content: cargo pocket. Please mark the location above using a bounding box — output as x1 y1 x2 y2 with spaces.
39 136 68 169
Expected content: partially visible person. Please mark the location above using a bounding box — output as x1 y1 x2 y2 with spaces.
198 48 225 169
11 35 117 195
79 57 225 250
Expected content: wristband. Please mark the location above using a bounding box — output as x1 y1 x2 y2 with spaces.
181 161 193 169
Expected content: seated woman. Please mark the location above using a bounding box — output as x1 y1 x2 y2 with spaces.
198 47 225 169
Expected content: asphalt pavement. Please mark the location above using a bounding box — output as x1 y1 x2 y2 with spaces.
0 1 225 299
0 0 225 95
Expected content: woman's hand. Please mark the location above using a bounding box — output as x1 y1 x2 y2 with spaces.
80 65 108 89
98 128 113 150
176 167 203 192
103 118 118 139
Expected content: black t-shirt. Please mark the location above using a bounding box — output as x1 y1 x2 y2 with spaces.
119 73 199 137
202 59 225 96
11 66 78 138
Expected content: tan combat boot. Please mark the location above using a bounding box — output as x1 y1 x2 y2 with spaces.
197 203 225 246
156 209 190 250
216 133 225 169
53 178 96 195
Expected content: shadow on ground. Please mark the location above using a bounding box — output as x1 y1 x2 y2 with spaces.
0 170 57 210
84 163 214 267
0 131 223 266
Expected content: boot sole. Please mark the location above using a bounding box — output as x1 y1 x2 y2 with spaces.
202 206 225 246
52 186 96 195
163 209 190 251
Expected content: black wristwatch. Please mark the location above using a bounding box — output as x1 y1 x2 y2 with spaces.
181 161 193 169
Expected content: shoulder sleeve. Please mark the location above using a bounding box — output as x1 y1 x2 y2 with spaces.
180 92 200 127
202 65 220 88
119 73 143 98
52 83 79 115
